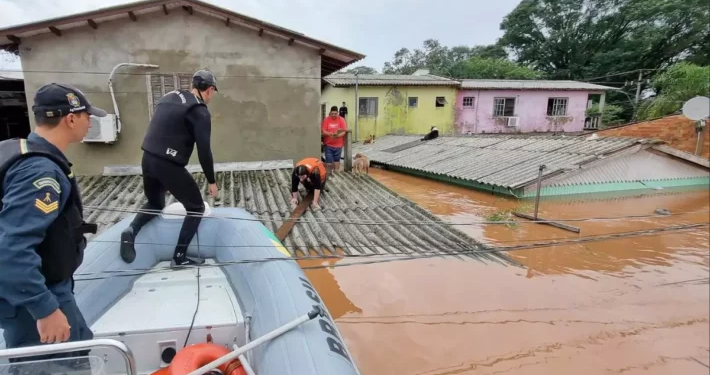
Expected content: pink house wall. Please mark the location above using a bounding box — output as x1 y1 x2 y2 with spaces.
455 89 594 134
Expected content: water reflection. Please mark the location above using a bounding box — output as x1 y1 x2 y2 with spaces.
298 250 362 320
302 169 710 375
370 168 710 277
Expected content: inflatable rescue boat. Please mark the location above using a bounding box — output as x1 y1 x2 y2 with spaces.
0 203 361 375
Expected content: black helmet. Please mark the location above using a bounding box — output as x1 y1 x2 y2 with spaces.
192 70 218 91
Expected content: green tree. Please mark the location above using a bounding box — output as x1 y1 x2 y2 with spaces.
343 66 378 74
499 0 709 81
586 103 625 126
637 62 710 120
381 39 538 78
447 57 542 79
382 47 427 75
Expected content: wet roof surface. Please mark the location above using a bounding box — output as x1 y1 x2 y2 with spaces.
353 134 663 190
79 168 515 266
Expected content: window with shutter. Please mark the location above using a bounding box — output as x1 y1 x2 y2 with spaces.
178 74 192 90
146 73 195 119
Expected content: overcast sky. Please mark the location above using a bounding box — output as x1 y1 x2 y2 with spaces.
0 0 521 75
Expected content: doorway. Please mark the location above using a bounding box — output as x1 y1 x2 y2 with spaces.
0 78 30 142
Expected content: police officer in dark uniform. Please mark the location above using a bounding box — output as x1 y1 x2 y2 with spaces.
120 70 219 267
0 83 103 370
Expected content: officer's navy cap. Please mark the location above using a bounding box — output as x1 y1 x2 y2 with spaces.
32 83 108 119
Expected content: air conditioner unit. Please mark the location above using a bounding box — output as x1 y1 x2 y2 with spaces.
506 117 519 127
83 114 118 143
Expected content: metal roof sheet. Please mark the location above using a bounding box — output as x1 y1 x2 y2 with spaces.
79 168 513 265
324 74 460 87
354 134 676 191
545 150 710 186
460 79 619 91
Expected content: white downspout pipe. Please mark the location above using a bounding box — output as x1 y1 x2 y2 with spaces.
109 63 159 134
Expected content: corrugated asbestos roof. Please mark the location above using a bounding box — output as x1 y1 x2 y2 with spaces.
354 134 672 192
545 149 710 186
460 79 618 91
79 168 514 265
324 74 461 87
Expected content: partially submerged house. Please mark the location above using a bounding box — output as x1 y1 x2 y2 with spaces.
354 134 709 198
321 74 619 140
0 0 364 175
455 80 618 134
321 70 460 141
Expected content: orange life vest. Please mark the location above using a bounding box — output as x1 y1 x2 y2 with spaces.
295 157 327 181
149 343 246 375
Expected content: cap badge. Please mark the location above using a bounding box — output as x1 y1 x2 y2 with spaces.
66 93 81 108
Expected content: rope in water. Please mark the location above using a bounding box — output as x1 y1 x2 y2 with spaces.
83 204 710 227
72 222 709 280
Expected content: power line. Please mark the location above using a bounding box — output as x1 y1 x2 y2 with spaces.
0 69 327 80
83 204 710 227
581 69 663 82
87 221 709 250
0 68 441 82
73 222 709 280
183 231 202 348
0 68 671 87
655 277 709 287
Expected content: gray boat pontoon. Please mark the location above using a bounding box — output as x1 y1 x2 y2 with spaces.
0 202 361 375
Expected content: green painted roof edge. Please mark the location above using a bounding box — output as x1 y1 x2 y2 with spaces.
523 176 710 198
384 165 524 197
380 163 708 199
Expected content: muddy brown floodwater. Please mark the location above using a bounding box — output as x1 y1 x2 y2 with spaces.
299 168 710 375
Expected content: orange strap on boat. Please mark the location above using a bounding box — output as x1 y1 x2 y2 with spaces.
150 343 246 375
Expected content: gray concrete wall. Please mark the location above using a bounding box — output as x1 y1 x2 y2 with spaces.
18 9 321 175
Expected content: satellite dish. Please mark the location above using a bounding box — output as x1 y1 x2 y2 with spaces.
681 96 710 121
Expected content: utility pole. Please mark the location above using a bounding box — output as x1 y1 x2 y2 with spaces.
354 72 359 142
635 70 643 105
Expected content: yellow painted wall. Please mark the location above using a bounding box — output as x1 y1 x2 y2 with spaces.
322 85 457 141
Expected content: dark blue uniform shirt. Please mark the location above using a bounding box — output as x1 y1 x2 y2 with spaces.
0 132 74 321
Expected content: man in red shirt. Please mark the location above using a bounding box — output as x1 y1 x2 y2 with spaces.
321 105 347 173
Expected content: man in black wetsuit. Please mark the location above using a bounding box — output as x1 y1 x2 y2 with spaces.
120 70 219 267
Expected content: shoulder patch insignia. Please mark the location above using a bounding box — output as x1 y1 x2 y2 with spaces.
35 189 59 215
33 177 61 194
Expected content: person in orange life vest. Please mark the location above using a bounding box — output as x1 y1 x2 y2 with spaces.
321 106 347 173
291 158 327 210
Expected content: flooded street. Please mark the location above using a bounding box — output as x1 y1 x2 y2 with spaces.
301 169 710 375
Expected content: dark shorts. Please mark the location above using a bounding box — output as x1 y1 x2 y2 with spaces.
324 146 342 164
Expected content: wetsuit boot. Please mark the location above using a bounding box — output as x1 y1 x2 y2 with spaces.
170 246 205 267
120 226 136 263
